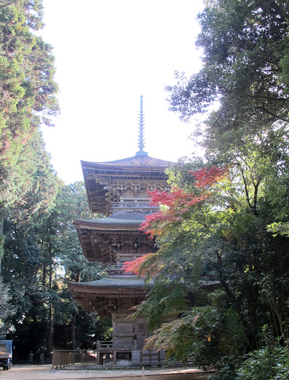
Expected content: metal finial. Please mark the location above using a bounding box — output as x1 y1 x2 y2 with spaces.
136 95 148 156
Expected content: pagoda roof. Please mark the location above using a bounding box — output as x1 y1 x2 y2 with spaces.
75 212 146 229
82 155 171 169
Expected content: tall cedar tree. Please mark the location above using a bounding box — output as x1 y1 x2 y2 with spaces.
0 0 59 273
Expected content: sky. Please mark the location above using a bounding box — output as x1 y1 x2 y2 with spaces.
40 0 205 184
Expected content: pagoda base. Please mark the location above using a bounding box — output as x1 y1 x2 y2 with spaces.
52 346 166 367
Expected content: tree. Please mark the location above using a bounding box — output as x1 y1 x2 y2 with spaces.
0 0 59 163
0 0 59 275
2 180 107 356
1 130 59 355
166 0 289 139
0 278 13 338
52 182 106 349
0 130 60 276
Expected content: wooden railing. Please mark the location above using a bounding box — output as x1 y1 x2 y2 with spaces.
97 340 113 349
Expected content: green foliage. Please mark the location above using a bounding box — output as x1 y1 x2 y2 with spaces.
146 291 248 370
135 282 189 331
167 0 289 130
75 313 112 348
2 180 106 355
52 181 106 283
1 130 59 226
0 278 14 338
210 359 238 380
134 146 287 361
236 343 289 380
0 1 60 280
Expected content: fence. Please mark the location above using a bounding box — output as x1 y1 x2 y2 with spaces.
52 342 165 367
52 350 97 366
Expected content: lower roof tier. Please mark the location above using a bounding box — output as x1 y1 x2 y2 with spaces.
68 276 153 317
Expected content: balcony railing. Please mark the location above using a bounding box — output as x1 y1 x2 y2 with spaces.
111 200 158 212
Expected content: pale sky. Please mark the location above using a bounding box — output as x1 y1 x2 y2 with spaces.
40 0 204 184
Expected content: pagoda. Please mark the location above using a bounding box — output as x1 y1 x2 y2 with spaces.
68 96 169 364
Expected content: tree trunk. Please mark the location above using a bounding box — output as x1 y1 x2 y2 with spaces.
72 312 76 349
0 209 5 277
47 243 53 355
47 301 53 355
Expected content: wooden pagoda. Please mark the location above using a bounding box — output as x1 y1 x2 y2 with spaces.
68 96 169 364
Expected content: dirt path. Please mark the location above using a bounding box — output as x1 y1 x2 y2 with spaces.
0 364 213 380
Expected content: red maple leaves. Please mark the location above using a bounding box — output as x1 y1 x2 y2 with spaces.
123 253 156 275
189 166 228 189
122 165 228 275
140 166 228 237
139 188 209 237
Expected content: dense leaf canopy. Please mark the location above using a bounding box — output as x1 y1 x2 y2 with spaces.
167 0 289 135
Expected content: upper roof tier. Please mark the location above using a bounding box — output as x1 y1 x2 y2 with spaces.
82 155 171 215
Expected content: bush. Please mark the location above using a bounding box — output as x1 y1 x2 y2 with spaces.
236 345 289 380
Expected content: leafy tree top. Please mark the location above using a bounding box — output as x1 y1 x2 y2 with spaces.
167 0 289 136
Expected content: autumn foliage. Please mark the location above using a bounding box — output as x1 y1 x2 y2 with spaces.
123 253 156 275
122 165 227 275
141 166 227 236
189 166 228 189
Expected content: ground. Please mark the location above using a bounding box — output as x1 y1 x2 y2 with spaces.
0 364 214 380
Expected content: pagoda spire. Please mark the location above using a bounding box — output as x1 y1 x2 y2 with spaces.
136 95 148 156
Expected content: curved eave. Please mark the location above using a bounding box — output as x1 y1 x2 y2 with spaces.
68 286 150 296
74 219 143 231
81 155 171 169
68 278 152 297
